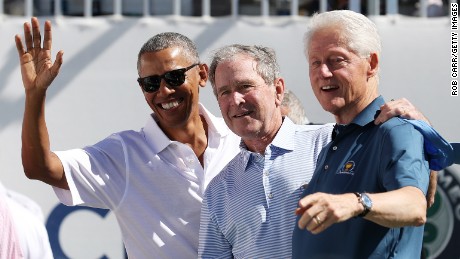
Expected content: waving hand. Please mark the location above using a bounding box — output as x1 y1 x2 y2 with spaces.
15 17 63 92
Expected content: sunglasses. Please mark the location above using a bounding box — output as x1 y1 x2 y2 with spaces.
137 63 199 93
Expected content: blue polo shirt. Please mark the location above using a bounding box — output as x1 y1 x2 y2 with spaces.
292 96 430 259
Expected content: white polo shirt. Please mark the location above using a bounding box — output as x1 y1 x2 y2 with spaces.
53 104 241 259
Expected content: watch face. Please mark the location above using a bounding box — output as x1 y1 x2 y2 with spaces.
362 194 373 209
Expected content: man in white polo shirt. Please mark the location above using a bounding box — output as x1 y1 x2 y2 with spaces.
15 18 240 258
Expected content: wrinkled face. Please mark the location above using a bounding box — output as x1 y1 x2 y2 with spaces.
308 28 375 122
214 55 283 141
138 47 205 130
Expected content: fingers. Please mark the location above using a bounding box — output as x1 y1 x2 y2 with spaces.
16 17 60 65
51 50 64 76
43 20 52 51
297 208 329 234
297 195 326 231
426 170 437 208
313 215 322 225
24 21 33 51
296 193 358 234
21 17 51 52
375 98 411 125
15 34 25 56
32 17 42 51
375 98 430 124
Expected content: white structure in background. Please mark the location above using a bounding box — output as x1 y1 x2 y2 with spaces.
1 0 451 17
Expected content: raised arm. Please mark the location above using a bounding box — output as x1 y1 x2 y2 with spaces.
15 17 68 189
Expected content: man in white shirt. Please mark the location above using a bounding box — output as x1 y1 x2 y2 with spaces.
15 18 240 258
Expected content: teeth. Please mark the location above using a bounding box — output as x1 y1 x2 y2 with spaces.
161 101 179 110
321 85 336 90
234 111 251 118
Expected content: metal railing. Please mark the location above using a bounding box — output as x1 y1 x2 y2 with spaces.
0 0 455 19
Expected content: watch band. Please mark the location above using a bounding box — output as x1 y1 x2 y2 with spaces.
354 192 371 217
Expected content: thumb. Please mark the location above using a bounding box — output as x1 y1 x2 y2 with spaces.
50 50 64 77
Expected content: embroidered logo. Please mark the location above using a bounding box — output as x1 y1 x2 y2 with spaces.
337 161 355 175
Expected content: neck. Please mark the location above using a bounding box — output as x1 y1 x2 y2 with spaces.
335 85 378 125
163 114 209 167
243 116 283 155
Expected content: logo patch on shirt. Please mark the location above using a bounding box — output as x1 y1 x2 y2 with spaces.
337 161 355 175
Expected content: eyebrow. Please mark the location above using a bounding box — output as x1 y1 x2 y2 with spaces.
217 84 231 94
217 79 258 94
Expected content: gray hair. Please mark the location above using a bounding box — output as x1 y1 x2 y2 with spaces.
304 10 381 59
137 32 200 72
208 44 280 96
281 89 310 124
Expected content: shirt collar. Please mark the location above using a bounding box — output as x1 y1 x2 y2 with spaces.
271 117 296 151
332 96 383 140
350 95 385 127
239 117 296 153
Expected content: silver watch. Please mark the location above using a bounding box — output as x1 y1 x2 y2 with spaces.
354 192 372 217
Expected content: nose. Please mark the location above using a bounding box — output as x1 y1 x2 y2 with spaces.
319 63 333 78
156 79 175 96
229 91 245 106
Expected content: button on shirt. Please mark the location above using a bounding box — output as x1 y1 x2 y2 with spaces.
52 104 241 259
292 96 430 259
198 118 332 259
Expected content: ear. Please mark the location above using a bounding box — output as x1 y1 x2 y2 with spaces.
274 77 285 107
198 63 209 87
367 52 379 78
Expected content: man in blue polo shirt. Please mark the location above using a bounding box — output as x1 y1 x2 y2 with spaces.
292 10 434 258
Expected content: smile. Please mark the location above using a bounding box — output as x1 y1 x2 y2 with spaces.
233 111 252 118
160 98 183 110
321 85 339 91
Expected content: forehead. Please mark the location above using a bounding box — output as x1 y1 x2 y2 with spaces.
140 47 188 67
308 28 350 56
215 55 260 83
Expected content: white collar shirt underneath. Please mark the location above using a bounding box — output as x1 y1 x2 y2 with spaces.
52 103 241 259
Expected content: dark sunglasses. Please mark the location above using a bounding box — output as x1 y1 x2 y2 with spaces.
137 63 199 93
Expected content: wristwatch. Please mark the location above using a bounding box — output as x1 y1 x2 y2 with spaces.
354 192 372 217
